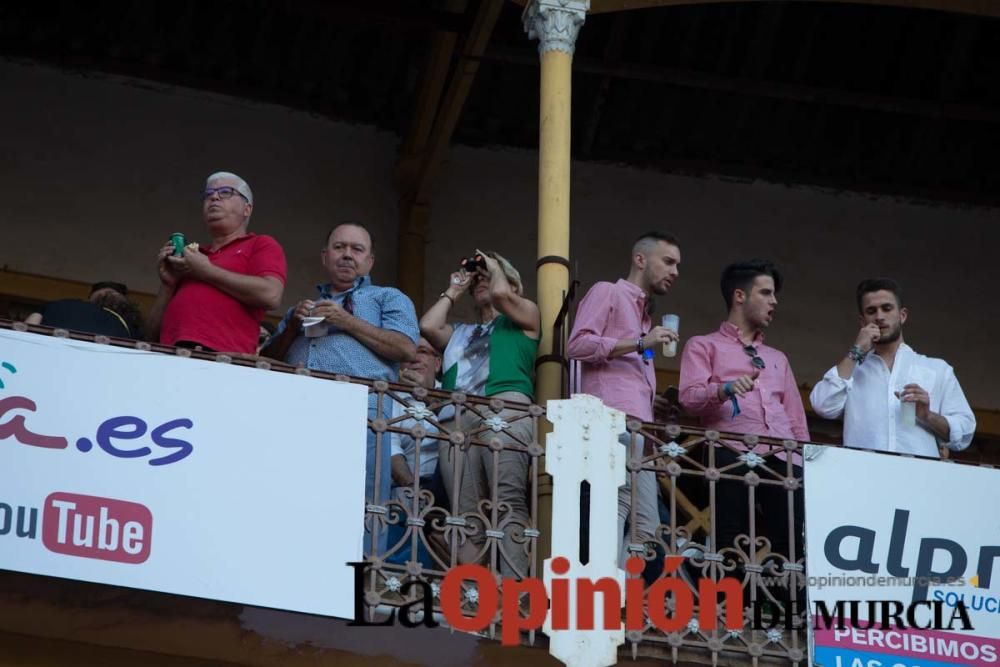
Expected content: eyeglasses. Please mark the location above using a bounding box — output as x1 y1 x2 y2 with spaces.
743 345 766 370
202 186 248 202
341 293 354 316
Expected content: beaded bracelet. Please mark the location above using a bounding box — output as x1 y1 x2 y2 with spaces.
848 344 868 364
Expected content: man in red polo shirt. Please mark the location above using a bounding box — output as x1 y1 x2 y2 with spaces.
148 172 286 354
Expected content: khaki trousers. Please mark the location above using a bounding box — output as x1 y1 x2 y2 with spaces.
437 390 532 578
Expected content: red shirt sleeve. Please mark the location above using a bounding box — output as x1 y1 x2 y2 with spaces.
248 235 287 284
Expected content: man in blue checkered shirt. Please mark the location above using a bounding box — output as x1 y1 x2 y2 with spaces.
263 222 418 554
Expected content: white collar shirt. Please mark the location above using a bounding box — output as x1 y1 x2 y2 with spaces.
389 386 453 479
809 343 975 458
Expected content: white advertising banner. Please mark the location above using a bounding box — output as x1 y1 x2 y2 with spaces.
805 445 1000 667
0 329 367 618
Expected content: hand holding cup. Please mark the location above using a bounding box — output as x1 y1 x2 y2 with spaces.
642 326 679 353
661 314 680 357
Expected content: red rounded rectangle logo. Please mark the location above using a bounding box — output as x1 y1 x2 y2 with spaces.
42 492 152 564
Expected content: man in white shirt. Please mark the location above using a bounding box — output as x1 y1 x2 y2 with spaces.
810 278 975 458
386 337 451 568
389 338 448 503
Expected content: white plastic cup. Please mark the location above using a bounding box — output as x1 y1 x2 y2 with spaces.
302 316 327 338
661 314 680 357
900 399 916 427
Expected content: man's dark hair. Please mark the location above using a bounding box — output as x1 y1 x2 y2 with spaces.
633 230 680 250
325 221 374 252
90 281 128 297
856 277 902 313
90 290 143 339
720 259 783 311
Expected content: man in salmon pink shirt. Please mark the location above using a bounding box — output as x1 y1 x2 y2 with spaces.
567 231 681 565
147 172 286 354
679 259 808 575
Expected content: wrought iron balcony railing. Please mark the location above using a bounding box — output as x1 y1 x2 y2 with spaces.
2 319 813 665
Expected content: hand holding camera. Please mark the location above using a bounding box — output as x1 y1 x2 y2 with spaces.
462 251 500 279
445 251 494 301
446 270 473 302
460 252 486 273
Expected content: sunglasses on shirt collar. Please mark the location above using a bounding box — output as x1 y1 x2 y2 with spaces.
743 345 766 370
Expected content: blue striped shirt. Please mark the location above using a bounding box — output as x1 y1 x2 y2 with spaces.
274 276 419 382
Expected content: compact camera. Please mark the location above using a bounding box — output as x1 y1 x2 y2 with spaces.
460 253 486 272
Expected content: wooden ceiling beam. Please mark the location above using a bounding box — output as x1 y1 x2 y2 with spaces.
510 0 1000 20
413 1 505 204
394 0 505 308
906 16 981 176
609 9 667 150
580 12 630 156
729 3 785 155
479 45 1000 124
289 0 467 32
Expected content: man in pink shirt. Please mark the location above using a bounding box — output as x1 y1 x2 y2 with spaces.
568 231 681 565
679 259 808 574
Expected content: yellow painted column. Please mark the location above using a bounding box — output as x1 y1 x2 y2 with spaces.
523 0 588 564
534 49 572 406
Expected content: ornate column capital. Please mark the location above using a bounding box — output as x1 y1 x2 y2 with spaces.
522 0 589 56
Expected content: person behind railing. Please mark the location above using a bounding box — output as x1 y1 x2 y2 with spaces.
261 222 418 554
147 172 287 354
678 260 809 577
386 337 451 569
256 320 276 355
420 250 539 578
566 231 681 567
809 277 975 458
25 281 143 340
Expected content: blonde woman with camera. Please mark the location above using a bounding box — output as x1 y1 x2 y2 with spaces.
420 250 539 577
